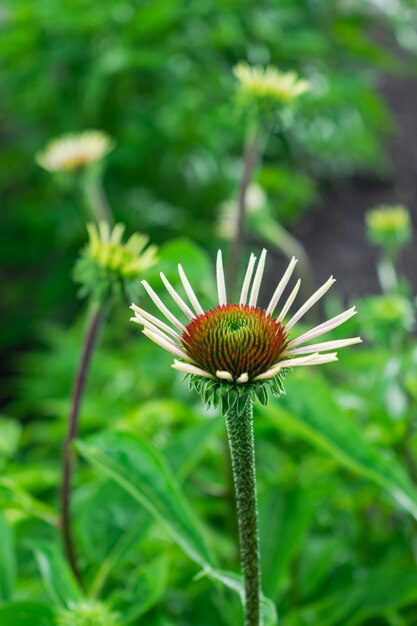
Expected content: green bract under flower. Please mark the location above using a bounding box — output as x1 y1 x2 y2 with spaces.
130 249 361 408
56 601 119 626
234 62 309 109
366 204 411 253
36 130 114 173
74 221 157 301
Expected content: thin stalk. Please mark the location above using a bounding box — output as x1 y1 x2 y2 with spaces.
61 301 106 584
250 213 315 307
82 172 114 225
227 125 259 297
225 399 261 626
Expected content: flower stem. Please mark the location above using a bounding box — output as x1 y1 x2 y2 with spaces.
61 301 106 585
225 398 261 626
227 124 259 297
82 171 114 226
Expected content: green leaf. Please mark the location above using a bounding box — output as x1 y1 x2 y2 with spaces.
0 417 21 470
0 602 54 626
282 567 417 626
0 513 15 601
164 417 222 480
34 544 83 609
261 376 417 520
259 485 312 600
111 555 168 624
76 431 215 571
205 569 278 626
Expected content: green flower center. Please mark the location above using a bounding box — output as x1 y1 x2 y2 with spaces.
181 304 288 381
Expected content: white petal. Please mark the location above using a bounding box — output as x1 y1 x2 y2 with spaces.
286 337 362 356
130 304 181 339
277 352 321 369
141 281 186 332
266 257 298 316
236 373 249 384
285 276 336 331
239 253 257 305
178 264 204 315
216 370 233 381
254 364 282 381
142 329 189 360
132 313 182 351
277 279 301 322
249 249 267 307
216 250 227 306
288 306 357 348
160 272 195 320
255 351 333 380
172 359 215 379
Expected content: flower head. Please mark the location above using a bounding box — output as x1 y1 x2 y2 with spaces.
56 601 119 626
130 250 360 407
36 130 114 173
74 221 157 301
366 204 411 253
234 62 309 108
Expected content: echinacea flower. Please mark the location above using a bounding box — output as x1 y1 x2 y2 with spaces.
130 250 360 404
234 62 309 107
74 221 157 301
36 130 114 173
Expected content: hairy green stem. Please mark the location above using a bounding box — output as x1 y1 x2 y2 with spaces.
61 301 106 585
225 399 261 626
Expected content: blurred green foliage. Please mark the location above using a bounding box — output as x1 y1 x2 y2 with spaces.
1 0 415 349
2 0 417 625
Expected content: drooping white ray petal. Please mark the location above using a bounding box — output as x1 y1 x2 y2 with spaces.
178 264 204 315
278 352 337 369
239 253 257 305
277 279 301 322
132 313 182 351
172 359 215 379
254 364 282 381
255 352 324 380
288 306 357 348
160 272 195 320
141 281 186 331
249 249 267 307
307 352 339 365
236 373 249 384
130 304 181 339
142 329 189 360
285 276 336 331
266 256 298 316
216 370 233 381
216 250 227 306
286 337 362 356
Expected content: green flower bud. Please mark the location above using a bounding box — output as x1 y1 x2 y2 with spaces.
360 294 414 346
56 601 119 626
234 62 309 114
74 221 157 302
366 204 412 254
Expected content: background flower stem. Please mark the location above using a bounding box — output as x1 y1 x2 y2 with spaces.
227 123 259 297
225 398 261 626
82 171 114 225
61 300 106 585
